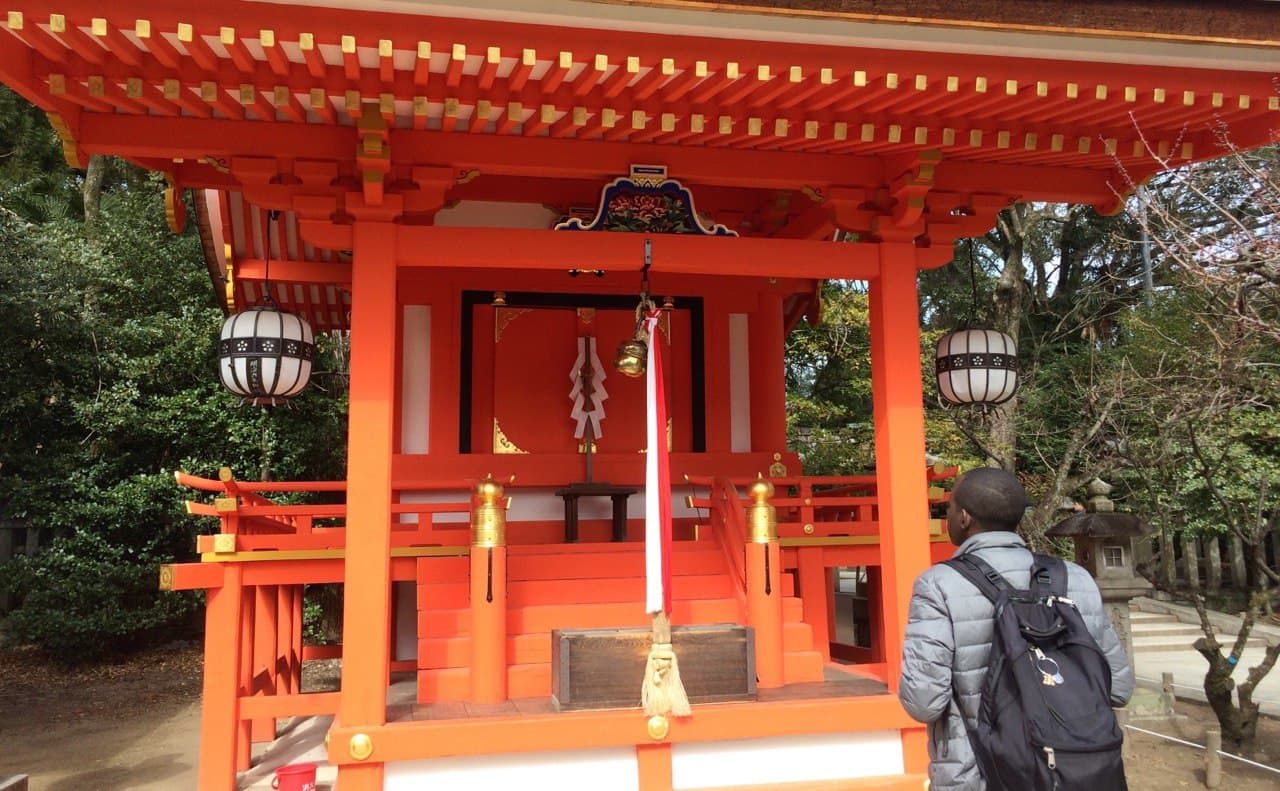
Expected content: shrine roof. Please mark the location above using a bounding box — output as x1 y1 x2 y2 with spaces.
1 1 1273 199
613 1 1280 47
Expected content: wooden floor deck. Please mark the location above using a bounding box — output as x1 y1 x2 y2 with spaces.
388 663 887 723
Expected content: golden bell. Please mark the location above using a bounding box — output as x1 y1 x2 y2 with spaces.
615 337 648 378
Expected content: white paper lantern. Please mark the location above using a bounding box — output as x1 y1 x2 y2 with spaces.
218 306 315 407
935 328 1019 406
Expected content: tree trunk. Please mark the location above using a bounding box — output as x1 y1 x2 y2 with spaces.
1195 639 1245 746
82 155 106 239
987 205 1028 471
1236 690 1260 754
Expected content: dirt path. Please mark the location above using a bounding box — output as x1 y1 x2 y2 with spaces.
1125 704 1280 791
0 644 200 790
1 644 1279 790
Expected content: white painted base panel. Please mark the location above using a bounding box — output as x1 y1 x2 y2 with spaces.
376 732 904 790
383 746 639 791
672 731 905 789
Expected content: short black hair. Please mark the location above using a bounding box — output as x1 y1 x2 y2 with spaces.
952 468 1029 531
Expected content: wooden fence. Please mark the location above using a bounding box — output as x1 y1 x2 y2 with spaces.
1140 528 1280 593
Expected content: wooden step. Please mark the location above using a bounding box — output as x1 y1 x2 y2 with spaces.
784 621 814 652
506 547 726 581
417 573 737 609
422 650 829 702
509 662 550 698
784 650 826 684
418 663 553 702
505 541 715 556
413 544 716 585
783 596 803 621
419 597 743 636
420 619 815 670
418 666 467 701
418 633 553 669
414 556 469 583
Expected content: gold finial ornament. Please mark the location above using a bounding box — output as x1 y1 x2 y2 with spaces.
348 733 374 761
747 475 777 544
470 477 507 548
647 714 670 740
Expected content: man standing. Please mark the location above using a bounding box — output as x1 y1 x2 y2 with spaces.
899 468 1133 789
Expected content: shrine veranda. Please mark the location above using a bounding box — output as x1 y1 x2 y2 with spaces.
0 2 1276 789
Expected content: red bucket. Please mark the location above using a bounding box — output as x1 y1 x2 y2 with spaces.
272 762 318 791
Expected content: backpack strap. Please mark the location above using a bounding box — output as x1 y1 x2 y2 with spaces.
943 554 1013 604
1030 553 1068 599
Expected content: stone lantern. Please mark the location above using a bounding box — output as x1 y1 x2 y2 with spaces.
1046 478 1152 675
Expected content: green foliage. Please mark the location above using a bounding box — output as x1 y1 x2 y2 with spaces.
787 148 1278 554
0 95 347 662
786 280 988 475
1103 286 1280 537
1 532 200 660
785 282 874 474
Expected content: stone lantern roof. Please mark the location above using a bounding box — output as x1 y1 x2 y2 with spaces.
1048 511 1151 539
1047 477 1152 538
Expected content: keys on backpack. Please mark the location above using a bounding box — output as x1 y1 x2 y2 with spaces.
1032 647 1065 686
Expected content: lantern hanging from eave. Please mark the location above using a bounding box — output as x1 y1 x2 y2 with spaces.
218 303 315 407
935 328 1019 407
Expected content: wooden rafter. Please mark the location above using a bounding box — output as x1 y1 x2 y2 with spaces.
2 9 1271 175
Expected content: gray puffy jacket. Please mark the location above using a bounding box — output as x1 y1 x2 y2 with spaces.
898 531 1133 790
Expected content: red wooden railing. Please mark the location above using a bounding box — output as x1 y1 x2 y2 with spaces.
702 466 956 540
697 477 750 618
173 469 476 771
687 466 959 672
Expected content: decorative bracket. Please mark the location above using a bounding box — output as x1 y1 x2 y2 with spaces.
827 187 875 235
556 165 737 236
164 173 186 234
357 102 391 206
45 110 85 168
889 149 943 227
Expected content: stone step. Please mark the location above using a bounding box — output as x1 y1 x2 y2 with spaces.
1129 624 1204 637
1133 635 1269 652
1130 612 1176 621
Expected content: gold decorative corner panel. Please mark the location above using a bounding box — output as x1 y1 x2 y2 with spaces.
493 418 528 454
494 307 531 342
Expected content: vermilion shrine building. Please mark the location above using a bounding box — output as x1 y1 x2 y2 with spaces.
0 1 1276 789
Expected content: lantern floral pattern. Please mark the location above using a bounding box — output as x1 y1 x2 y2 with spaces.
935 328 1019 406
218 306 315 407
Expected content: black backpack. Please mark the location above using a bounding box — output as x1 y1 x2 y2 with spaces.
943 552 1127 791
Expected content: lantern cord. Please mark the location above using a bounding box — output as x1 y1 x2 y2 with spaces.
639 237 653 302
966 237 979 329
259 407 274 478
262 209 280 308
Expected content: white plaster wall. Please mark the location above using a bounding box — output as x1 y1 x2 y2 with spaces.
398 488 700 525
400 305 431 454
671 731 905 788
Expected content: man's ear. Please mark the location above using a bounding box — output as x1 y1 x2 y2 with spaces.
958 508 974 531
